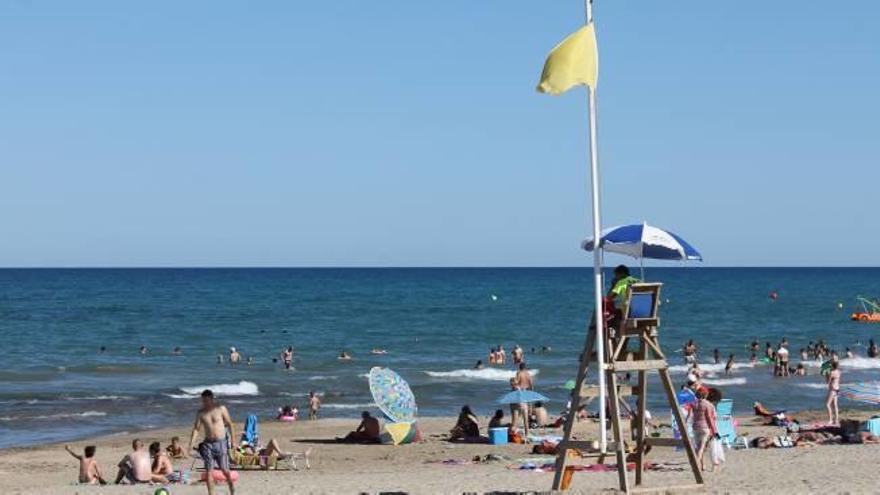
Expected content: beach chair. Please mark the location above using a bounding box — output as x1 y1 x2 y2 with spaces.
715 399 736 449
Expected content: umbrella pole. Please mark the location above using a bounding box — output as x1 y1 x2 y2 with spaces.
583 0 608 453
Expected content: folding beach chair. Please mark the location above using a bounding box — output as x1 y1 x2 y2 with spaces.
715 399 737 449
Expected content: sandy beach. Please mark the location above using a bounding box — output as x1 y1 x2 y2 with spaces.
2 409 880 494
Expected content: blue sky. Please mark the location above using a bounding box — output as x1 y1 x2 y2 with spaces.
0 1 876 267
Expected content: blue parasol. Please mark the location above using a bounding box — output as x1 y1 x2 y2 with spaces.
498 390 550 405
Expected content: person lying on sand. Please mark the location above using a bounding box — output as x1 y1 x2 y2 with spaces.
65 444 107 485
337 411 380 443
239 437 293 466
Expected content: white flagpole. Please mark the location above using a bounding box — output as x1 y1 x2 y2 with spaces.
584 0 607 452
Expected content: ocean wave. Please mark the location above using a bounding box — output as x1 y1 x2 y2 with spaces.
667 362 756 374
702 377 747 386
797 382 829 390
0 411 107 422
424 368 539 381
175 381 259 398
840 357 880 370
307 376 337 381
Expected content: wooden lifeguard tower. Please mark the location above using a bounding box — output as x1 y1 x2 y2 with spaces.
551 282 704 493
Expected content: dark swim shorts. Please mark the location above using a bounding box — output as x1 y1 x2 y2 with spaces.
198 439 230 471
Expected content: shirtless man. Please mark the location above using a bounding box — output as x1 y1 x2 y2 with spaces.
515 362 533 390
497 345 506 365
281 347 294 370
512 345 524 365
114 439 155 484
189 389 236 495
826 362 841 426
228 347 241 365
338 411 380 443
65 444 106 485
308 391 321 420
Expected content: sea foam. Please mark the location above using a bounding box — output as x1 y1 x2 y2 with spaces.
174 381 259 398
424 368 539 381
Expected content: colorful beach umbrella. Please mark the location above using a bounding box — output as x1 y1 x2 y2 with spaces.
582 222 702 262
840 382 880 405
498 390 550 405
368 367 418 423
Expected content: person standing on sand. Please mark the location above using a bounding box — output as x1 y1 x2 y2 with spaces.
308 391 321 420
689 388 719 473
189 389 236 495
826 361 841 426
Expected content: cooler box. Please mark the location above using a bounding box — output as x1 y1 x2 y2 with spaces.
489 427 508 445
863 418 880 436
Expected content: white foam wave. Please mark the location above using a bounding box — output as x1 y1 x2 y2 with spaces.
321 403 375 410
797 382 831 390
176 381 259 398
307 376 337 381
0 411 107 422
667 362 755 374
702 377 747 386
840 357 880 370
424 368 539 381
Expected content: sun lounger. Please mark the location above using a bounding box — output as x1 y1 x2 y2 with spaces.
715 399 736 448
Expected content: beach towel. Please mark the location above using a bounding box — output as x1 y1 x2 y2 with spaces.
242 414 260 447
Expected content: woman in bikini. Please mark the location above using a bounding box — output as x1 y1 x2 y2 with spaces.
825 361 841 426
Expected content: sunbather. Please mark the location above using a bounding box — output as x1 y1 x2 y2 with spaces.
166 436 187 459
449 405 480 441
115 438 163 484
337 411 380 443
64 444 107 485
149 442 173 481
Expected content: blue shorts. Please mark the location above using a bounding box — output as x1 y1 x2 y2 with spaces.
198 439 230 472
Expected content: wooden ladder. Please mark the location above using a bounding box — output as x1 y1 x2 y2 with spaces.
551 284 704 493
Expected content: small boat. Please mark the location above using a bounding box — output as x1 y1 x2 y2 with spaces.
851 296 880 322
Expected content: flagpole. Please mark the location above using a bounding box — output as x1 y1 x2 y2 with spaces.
584 0 608 453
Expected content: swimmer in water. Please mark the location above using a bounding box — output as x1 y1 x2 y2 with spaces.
370 348 387 355
724 354 735 375
246 356 254 366
474 360 484 370
172 346 182 356
99 346 106 353
281 347 293 370
139 345 148 355
338 351 352 360
228 347 241 365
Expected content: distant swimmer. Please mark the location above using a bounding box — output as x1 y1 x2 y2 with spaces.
713 348 720 364
139 345 148 355
724 354 735 375
246 356 254 366
769 291 779 301
281 347 293 370
868 339 879 358
491 294 498 301
488 348 497 365
496 345 506 365
474 360 484 370
228 347 241 365
216 354 224 365
172 347 182 356
846 347 855 359
338 351 352 361
512 345 524 365
370 348 387 355
99 346 106 353
515 362 533 390
683 340 697 364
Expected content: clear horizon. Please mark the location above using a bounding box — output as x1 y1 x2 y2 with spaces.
1 1 877 267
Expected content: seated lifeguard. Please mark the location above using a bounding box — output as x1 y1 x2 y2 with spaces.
606 265 639 332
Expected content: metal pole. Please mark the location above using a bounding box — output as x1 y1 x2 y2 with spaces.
584 0 607 452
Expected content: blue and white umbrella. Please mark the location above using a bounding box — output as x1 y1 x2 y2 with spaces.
497 390 550 405
582 222 702 262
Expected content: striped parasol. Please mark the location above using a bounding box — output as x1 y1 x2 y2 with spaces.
840 382 880 405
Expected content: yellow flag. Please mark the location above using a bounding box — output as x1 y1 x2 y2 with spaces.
537 23 599 95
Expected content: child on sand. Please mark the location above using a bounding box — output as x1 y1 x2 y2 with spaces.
166 436 187 459
309 391 321 420
64 444 107 485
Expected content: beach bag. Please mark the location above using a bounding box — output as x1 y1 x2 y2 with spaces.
710 437 726 465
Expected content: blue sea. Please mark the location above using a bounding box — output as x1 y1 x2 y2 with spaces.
1 268 878 449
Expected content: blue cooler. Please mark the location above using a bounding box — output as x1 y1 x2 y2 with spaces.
863 418 880 436
489 427 508 445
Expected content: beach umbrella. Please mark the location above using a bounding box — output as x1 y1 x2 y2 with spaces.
582 221 702 278
498 390 550 405
368 367 418 423
840 382 880 405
